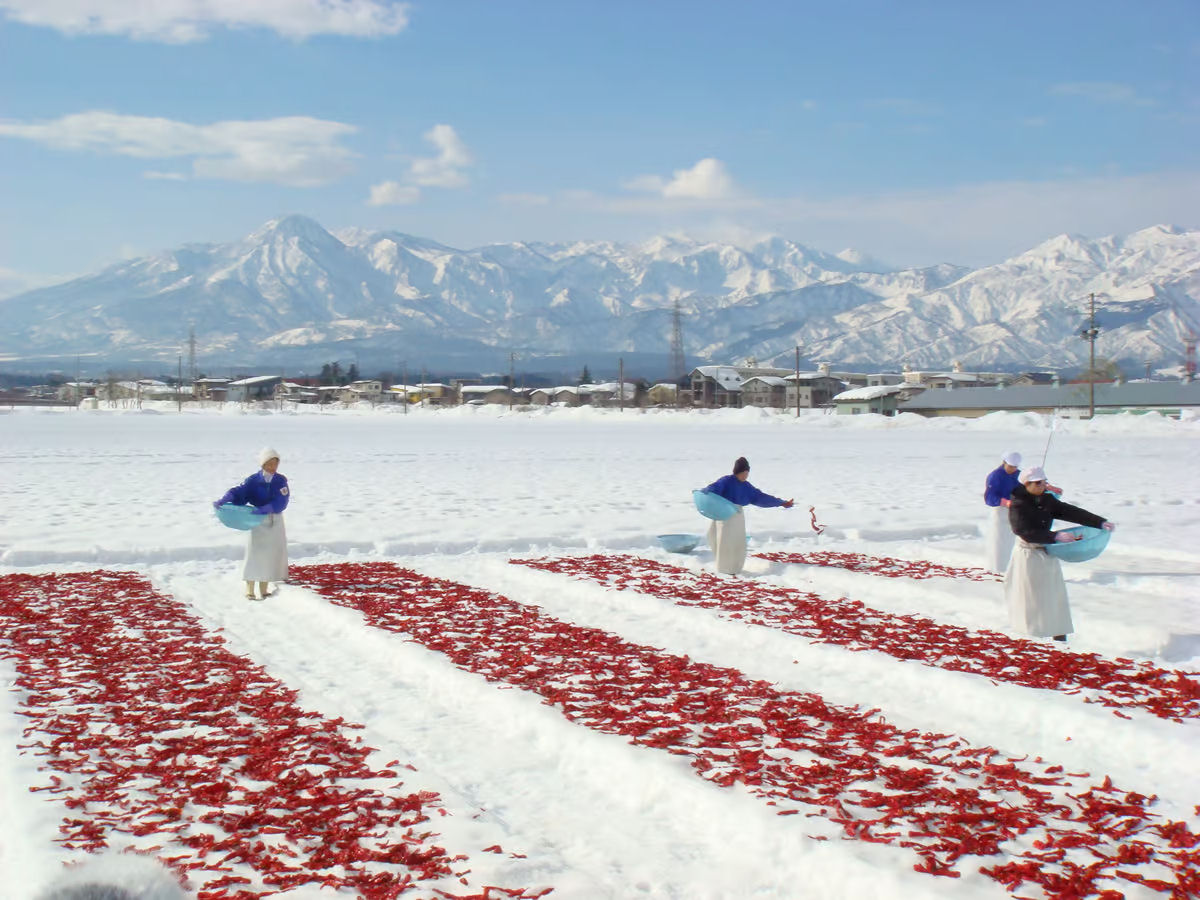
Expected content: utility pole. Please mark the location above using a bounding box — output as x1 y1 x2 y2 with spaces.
509 352 515 409
187 325 197 383
794 345 801 418
618 357 624 412
402 361 408 414
177 356 183 413
1081 292 1100 419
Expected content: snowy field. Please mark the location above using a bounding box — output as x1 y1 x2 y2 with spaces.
1 403 1198 900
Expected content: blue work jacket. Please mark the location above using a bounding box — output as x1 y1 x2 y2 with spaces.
703 474 786 508
983 464 1021 507
218 471 290 515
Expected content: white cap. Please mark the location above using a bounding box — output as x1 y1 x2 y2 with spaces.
258 446 280 466
1020 465 1046 484
1002 450 1022 467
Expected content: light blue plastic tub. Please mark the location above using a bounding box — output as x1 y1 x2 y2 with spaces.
1044 525 1110 562
657 533 702 554
693 490 739 521
214 503 266 531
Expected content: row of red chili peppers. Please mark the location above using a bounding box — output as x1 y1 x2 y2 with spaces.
291 561 1199 899
0 571 549 900
513 554 1200 723
756 549 1001 581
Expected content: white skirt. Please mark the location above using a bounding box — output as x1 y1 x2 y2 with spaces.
983 505 1017 573
1004 539 1072 637
707 507 746 575
242 513 288 582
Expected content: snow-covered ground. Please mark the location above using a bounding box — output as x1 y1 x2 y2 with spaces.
1 403 1198 900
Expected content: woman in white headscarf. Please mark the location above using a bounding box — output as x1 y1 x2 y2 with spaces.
215 447 290 600
1005 465 1112 641
982 450 1022 572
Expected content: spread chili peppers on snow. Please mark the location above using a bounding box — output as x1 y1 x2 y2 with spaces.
292 561 1199 898
757 549 1000 582
513 555 1200 723
0 571 548 900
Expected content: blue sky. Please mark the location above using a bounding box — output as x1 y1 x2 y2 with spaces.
1 0 1197 294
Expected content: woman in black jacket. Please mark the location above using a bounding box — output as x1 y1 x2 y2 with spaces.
1005 465 1113 641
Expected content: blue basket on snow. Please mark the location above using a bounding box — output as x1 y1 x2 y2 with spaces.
693 489 739 521
1044 525 1110 562
214 503 266 531
657 533 702 554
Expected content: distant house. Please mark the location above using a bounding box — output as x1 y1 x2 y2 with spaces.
587 381 638 407
316 385 345 404
227 375 283 402
416 382 456 406
784 373 846 409
97 379 179 402
899 380 1200 418
341 379 383 402
742 375 788 408
460 385 512 405
646 383 678 406
1009 372 1057 387
277 381 319 404
690 366 744 408
551 387 584 406
832 383 925 416
56 381 98 401
193 377 230 401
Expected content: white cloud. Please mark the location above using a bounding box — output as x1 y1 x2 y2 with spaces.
364 123 472 206
625 158 738 201
367 180 420 206
1050 82 1155 107
0 0 411 42
407 124 472 188
0 111 358 186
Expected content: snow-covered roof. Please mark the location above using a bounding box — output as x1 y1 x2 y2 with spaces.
833 384 920 402
228 375 282 386
743 376 788 388
588 382 637 399
784 372 841 382
460 384 510 395
691 366 743 391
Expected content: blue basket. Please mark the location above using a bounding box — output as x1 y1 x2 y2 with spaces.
693 489 739 521
1044 525 1110 562
657 533 702 554
214 503 266 531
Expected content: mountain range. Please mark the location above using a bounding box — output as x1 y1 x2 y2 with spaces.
2 215 1198 378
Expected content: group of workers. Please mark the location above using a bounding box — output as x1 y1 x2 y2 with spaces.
215 445 1112 645
701 450 1113 643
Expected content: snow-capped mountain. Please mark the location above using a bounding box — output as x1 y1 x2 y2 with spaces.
2 216 1198 376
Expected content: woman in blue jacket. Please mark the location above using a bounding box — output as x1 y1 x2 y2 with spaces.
982 450 1023 572
702 456 793 575
215 447 290 600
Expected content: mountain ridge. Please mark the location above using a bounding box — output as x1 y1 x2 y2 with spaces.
2 216 1198 377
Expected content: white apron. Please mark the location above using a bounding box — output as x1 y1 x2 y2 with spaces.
984 505 1016 573
707 507 746 575
1004 539 1072 637
242 513 288 582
